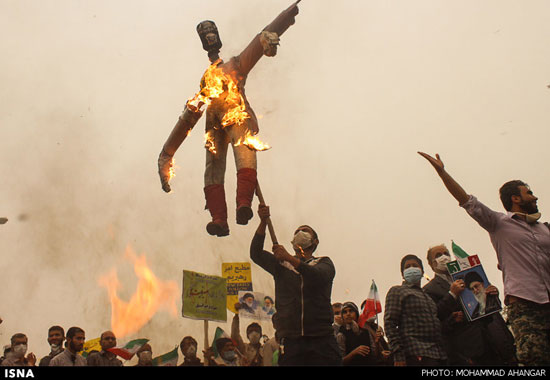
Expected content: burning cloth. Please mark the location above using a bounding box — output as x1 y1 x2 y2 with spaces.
158 1 300 237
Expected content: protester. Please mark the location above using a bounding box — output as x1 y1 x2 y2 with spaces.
261 333 280 366
337 301 391 365
49 327 87 366
134 343 153 366
179 336 203 366
232 303 264 366
209 338 244 366
250 204 342 366
332 302 343 336
0 333 36 366
384 254 447 366
39 326 65 366
0 345 12 366
86 331 123 366
359 300 393 365
423 244 516 365
419 152 550 366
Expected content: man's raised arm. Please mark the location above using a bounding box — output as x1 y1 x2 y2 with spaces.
418 152 470 205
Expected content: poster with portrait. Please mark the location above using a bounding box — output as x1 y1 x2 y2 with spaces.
222 262 253 314
237 290 276 321
446 255 502 321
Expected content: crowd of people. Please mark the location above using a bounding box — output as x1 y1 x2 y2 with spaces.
1 155 549 367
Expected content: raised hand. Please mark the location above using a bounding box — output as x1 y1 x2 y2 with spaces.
418 152 445 173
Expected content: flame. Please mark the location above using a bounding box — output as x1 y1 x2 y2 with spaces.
187 59 250 127
204 130 217 154
188 60 257 155
99 245 179 338
168 158 176 181
234 130 271 151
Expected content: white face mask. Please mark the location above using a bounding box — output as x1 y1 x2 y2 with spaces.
515 212 542 224
185 345 197 357
291 231 313 251
13 344 27 358
50 343 62 354
138 351 153 363
435 255 451 272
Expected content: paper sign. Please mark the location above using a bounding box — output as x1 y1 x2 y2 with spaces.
182 270 227 322
222 262 253 314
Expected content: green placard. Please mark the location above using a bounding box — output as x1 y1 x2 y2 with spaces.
182 270 227 322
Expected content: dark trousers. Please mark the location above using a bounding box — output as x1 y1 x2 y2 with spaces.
279 335 342 366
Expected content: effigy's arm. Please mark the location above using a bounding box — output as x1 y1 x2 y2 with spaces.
237 1 300 76
158 106 203 193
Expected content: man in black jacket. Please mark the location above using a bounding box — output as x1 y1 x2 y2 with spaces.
423 244 516 365
250 204 341 366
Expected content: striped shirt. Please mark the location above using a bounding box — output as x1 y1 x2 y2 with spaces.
384 282 447 363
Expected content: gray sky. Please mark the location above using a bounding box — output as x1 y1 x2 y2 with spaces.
1 0 550 363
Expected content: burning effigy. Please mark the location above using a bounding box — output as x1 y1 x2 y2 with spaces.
157 1 301 237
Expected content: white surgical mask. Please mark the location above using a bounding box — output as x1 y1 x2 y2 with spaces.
515 212 541 224
291 231 313 250
435 255 451 272
138 351 152 363
185 345 197 357
50 343 62 354
403 267 423 284
13 344 27 358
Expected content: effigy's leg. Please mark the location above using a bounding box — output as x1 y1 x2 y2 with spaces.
204 129 230 237
228 123 258 225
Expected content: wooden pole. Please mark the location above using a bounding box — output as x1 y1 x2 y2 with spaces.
255 180 278 245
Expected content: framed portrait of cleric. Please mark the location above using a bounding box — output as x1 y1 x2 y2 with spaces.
446 255 502 321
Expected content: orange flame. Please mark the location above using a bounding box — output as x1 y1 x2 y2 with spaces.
99 246 179 338
188 60 259 154
187 60 250 127
204 130 217 154
168 158 176 181
234 130 271 151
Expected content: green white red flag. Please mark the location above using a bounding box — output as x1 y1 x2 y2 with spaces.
107 338 149 360
451 240 470 258
211 327 235 358
152 346 179 366
358 280 382 328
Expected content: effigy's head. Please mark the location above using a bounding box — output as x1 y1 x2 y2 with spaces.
197 20 222 62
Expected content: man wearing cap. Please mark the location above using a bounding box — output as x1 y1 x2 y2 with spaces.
384 254 447 366
251 204 341 366
419 152 550 365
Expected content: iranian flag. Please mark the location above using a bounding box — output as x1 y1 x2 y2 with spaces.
451 240 470 258
358 280 382 328
107 338 149 360
152 346 179 367
212 327 234 358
